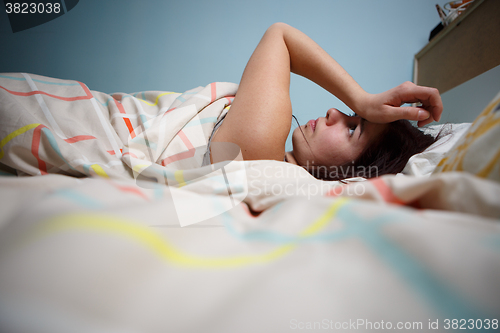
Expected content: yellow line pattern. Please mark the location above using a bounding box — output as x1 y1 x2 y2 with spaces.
90 164 109 178
30 198 348 268
0 123 41 159
136 92 178 106
174 170 186 187
132 163 151 173
436 97 500 178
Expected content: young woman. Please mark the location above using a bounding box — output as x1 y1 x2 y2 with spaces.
208 23 443 180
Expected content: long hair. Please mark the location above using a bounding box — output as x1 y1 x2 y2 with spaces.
307 120 440 181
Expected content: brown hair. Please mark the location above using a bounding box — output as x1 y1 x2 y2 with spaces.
307 120 440 181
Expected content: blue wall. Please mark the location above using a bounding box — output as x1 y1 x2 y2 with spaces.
0 0 445 149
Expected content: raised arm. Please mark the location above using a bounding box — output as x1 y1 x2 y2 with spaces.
281 22 443 126
212 23 442 162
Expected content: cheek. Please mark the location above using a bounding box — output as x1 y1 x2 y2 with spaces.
315 135 354 166
316 133 339 154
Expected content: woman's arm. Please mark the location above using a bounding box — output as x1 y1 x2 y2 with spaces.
212 23 442 161
213 22 364 162
211 23 294 161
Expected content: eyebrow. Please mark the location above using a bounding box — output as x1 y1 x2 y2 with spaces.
358 118 366 139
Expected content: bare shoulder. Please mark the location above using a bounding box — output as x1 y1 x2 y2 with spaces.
209 24 293 163
210 108 288 163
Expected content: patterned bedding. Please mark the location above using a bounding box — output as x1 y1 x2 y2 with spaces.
0 73 499 332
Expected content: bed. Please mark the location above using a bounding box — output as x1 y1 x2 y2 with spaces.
0 73 499 332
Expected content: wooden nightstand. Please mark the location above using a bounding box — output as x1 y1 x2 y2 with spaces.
414 0 500 94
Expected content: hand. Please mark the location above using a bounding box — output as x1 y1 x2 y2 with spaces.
356 81 443 127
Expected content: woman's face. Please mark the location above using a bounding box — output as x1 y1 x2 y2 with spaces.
292 108 387 167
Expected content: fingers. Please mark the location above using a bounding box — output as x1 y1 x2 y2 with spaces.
398 105 439 127
397 82 443 122
397 106 431 123
362 82 443 125
417 115 436 127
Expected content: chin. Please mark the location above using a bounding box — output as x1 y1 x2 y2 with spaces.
292 127 305 140
291 127 303 144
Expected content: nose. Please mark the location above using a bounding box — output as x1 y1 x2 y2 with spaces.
325 108 350 125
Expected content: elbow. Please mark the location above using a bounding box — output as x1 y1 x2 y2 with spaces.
267 22 290 33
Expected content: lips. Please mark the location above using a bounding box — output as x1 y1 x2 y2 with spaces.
308 119 317 132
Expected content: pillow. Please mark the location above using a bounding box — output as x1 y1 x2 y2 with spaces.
401 123 471 177
432 90 500 182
